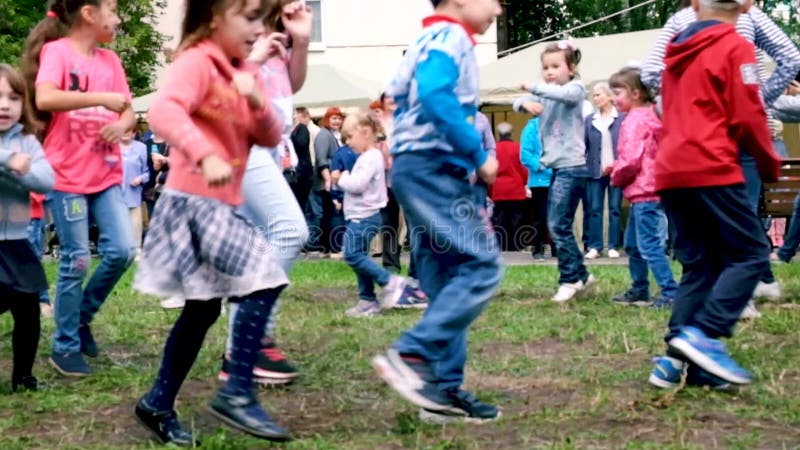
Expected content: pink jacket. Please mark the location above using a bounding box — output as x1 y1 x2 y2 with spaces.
610 106 661 204
148 40 282 205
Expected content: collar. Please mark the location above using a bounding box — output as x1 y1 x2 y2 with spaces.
593 107 618 122
0 123 23 140
422 15 477 46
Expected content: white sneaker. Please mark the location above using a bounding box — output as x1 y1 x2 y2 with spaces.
752 281 782 301
345 300 382 318
607 249 621 258
552 281 584 302
160 295 186 309
585 248 600 259
739 300 762 320
379 275 409 309
330 252 344 261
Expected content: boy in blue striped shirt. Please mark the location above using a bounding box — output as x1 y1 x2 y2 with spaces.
372 0 503 424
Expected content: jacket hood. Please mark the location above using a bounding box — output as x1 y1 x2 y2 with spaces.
665 22 736 75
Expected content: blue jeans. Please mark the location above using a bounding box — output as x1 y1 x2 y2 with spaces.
548 166 590 284
624 201 677 298
773 139 788 159
777 193 800 262
344 213 390 301
27 219 50 304
741 153 775 284
47 185 136 354
307 190 334 252
586 176 622 250
391 153 502 392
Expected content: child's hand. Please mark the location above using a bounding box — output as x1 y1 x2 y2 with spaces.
477 156 498 185
324 178 332 192
7 152 32 175
331 169 341 185
231 72 264 109
201 154 233 187
602 166 613 176
101 93 129 113
99 121 127 143
152 153 168 170
282 1 313 42
130 176 142 187
522 101 544 116
520 81 534 91
525 187 532 199
248 33 289 64
789 81 800 96
332 199 342 211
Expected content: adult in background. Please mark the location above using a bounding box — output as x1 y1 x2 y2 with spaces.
290 108 314 214
490 123 529 251
120 129 149 258
583 82 624 259
376 93 403 273
310 107 344 254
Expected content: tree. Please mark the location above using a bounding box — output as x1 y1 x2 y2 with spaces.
0 0 166 96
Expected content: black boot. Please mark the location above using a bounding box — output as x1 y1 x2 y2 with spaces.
12 375 38 392
135 397 198 447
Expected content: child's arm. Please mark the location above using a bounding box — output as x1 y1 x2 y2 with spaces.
727 45 781 182
0 137 55 194
749 6 800 107
524 82 584 106
338 151 380 194
519 120 543 173
513 94 544 116
640 13 683 92
610 120 645 188
249 102 283 149
773 94 800 123
415 50 486 169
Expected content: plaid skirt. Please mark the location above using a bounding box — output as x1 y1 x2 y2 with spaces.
133 190 288 300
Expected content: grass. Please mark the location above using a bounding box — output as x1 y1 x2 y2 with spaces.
1 259 799 449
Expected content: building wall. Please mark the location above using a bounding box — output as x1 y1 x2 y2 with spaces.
153 0 497 87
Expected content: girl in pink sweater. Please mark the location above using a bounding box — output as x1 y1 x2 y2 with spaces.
133 0 291 444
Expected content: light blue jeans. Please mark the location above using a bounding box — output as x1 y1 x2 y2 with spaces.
47 185 136 354
227 150 308 349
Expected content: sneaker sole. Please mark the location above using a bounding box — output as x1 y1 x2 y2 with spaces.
207 405 292 442
49 357 90 377
668 338 752 385
419 408 502 425
647 373 679 389
613 300 653 307
252 368 300 380
372 355 459 413
392 303 428 310
217 372 295 385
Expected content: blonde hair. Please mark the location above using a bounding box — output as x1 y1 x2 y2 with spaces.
341 109 384 142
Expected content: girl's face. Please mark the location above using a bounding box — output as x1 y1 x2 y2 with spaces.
592 86 613 111
328 115 343 131
211 0 267 61
612 87 636 113
88 0 121 44
382 97 396 114
0 77 23 133
541 51 574 85
342 118 374 153
459 0 502 35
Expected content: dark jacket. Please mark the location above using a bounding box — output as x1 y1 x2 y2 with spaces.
584 110 625 179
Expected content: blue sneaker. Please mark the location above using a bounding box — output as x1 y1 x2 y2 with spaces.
49 352 91 377
372 349 461 414
648 356 686 389
650 295 675 310
394 285 428 309
668 326 753 385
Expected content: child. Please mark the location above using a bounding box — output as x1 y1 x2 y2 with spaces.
608 67 677 309
133 0 291 444
373 0 504 424
0 63 55 392
120 130 149 256
22 0 137 377
329 139 358 260
514 40 596 302
648 0 781 390
519 115 553 260
27 193 53 316
335 112 427 318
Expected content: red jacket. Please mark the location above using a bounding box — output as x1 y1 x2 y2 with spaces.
655 22 780 192
491 140 528 201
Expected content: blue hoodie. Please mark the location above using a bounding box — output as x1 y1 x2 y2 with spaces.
0 124 55 240
519 118 552 187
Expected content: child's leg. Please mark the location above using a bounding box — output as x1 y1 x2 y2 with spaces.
531 187 550 253
81 186 136 326
343 214 391 298
547 168 590 284
777 193 800 261
633 202 677 299
0 286 41 382
143 299 222 411
624 206 650 298
607 184 624 251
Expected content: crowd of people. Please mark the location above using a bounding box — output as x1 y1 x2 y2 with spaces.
1 0 799 446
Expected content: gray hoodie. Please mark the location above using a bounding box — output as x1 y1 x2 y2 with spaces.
337 148 388 220
513 79 587 170
0 124 55 240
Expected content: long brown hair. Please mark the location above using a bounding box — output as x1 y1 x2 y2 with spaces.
20 0 100 130
609 67 655 104
0 64 42 136
178 0 271 53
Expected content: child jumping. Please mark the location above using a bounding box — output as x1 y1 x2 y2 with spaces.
133 0 292 444
336 111 427 318
22 0 137 377
0 64 55 392
608 67 677 309
373 0 504 424
648 0 781 390
514 41 595 302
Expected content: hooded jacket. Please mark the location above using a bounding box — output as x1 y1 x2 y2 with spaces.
655 21 780 191
611 106 661 204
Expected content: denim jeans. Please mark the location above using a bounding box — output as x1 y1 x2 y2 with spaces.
307 190 334 253
586 176 622 251
391 153 502 392
740 153 775 284
624 201 677 299
662 185 770 343
26 219 50 303
778 193 800 262
344 213 390 301
47 185 136 354
548 166 591 285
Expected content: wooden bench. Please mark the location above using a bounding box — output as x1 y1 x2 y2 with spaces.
761 158 800 219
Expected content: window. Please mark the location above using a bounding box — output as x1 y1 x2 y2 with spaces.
306 0 324 50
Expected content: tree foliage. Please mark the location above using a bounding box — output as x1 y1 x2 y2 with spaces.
0 0 166 96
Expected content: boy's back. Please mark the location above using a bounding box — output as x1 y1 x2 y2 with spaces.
656 20 780 191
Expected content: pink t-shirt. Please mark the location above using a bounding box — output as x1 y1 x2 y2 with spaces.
36 38 131 194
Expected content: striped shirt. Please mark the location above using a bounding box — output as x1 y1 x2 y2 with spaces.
641 6 800 111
